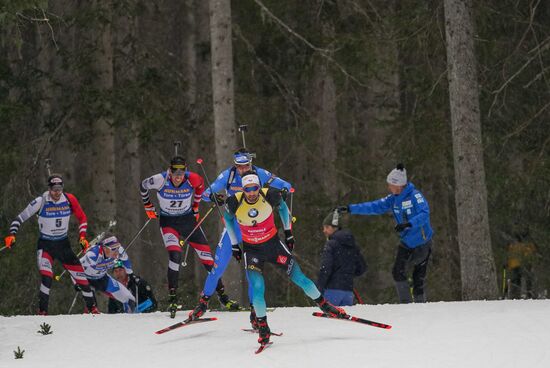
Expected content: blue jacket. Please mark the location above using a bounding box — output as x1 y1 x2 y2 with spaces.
348 182 433 248
203 165 292 200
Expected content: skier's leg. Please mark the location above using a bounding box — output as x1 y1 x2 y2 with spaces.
246 269 267 318
59 242 96 310
411 243 431 303
160 226 182 291
289 263 321 300
201 229 233 296
36 249 54 314
392 244 413 303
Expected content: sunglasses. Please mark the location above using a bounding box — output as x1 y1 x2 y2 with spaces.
244 185 260 193
170 167 186 175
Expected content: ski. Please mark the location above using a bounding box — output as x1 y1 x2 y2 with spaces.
255 342 273 354
155 317 217 335
312 312 392 329
242 328 283 336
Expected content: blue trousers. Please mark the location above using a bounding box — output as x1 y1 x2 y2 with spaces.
323 289 354 306
247 263 321 318
202 219 254 302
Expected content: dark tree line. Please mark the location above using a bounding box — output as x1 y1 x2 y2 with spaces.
0 0 548 314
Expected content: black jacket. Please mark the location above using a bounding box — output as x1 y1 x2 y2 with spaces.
108 274 157 313
317 229 367 292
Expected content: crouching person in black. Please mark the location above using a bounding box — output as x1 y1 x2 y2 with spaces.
318 210 367 306
108 261 157 313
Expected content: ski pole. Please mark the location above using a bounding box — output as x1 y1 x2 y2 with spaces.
289 187 296 223
180 205 215 267
55 220 117 281
68 292 79 314
0 245 7 253
353 288 364 304
119 218 153 256
196 158 228 223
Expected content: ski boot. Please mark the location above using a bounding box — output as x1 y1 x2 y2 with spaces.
37 310 48 316
84 305 101 314
168 288 178 319
218 292 240 311
316 297 347 318
249 305 259 330
189 294 210 321
256 316 271 346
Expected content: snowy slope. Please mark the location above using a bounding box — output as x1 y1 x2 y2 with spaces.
1 300 549 368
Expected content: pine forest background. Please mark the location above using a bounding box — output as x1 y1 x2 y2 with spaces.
0 0 549 315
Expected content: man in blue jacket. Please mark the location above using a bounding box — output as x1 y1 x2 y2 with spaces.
338 164 433 303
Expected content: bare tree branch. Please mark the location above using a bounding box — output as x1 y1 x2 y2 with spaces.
252 0 368 87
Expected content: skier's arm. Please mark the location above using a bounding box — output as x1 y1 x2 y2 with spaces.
8 196 43 235
188 172 205 212
223 197 240 245
317 241 335 292
265 189 291 230
348 195 393 216
140 173 164 217
407 192 430 228
202 169 230 201
65 193 88 238
118 247 133 275
257 168 292 191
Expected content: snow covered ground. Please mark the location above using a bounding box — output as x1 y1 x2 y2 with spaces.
1 299 549 368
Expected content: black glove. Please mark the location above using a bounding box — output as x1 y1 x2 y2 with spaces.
394 222 412 232
232 244 242 262
209 193 226 206
337 206 349 214
74 284 81 292
284 229 294 251
281 188 289 201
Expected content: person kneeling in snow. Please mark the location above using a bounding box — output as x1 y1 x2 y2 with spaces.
108 260 157 313
79 235 136 313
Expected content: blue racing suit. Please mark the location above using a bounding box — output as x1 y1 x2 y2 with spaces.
201 165 292 299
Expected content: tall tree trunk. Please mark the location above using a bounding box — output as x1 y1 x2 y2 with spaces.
209 0 243 302
89 1 116 228
113 3 143 270
443 0 498 300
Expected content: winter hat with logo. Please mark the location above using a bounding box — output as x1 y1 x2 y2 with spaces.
323 209 341 228
386 163 407 186
241 171 260 187
47 174 64 190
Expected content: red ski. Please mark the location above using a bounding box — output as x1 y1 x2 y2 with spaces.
242 328 283 336
255 342 274 354
155 317 217 335
312 312 392 329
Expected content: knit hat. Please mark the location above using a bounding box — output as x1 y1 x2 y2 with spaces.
323 209 340 228
386 163 407 186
